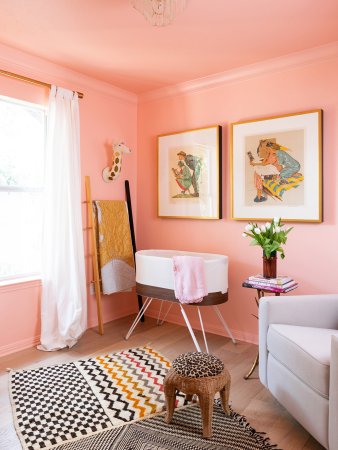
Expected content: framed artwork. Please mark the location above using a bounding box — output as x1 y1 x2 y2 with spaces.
158 125 222 219
230 110 322 222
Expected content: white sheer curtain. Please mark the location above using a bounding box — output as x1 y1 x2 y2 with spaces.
38 85 87 351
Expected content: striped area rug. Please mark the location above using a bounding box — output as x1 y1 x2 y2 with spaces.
53 403 279 450
9 346 185 450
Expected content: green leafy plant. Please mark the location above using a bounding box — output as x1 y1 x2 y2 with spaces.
242 217 292 259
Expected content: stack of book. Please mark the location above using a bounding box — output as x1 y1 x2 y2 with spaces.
242 275 298 293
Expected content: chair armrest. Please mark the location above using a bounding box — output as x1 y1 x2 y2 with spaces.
329 335 338 450
259 294 338 329
259 294 338 387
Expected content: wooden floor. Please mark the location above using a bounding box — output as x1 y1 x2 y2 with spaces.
0 315 325 450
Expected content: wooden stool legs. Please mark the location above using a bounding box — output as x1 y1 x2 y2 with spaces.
164 368 231 439
164 383 177 424
198 393 214 438
219 386 231 416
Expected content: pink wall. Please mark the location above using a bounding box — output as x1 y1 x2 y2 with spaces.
0 46 138 357
1 44 338 356
137 56 338 344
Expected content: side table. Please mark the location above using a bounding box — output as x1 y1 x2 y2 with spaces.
242 280 298 380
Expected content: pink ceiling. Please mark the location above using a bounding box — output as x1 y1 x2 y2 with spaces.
0 0 338 94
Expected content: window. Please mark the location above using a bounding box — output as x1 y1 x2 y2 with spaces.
0 96 46 281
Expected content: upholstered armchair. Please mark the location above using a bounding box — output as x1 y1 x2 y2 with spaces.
259 294 338 450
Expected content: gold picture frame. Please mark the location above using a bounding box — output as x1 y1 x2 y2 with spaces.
158 125 222 219
230 110 322 222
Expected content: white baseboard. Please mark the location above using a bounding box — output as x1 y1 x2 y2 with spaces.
0 306 138 358
0 335 41 358
0 303 257 358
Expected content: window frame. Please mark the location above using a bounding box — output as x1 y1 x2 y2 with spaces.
0 94 47 282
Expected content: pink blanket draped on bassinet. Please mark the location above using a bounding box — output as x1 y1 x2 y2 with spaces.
172 255 208 304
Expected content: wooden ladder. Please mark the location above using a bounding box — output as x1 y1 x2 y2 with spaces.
84 176 143 335
85 176 104 334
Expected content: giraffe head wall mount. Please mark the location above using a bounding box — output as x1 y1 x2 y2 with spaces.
102 142 131 182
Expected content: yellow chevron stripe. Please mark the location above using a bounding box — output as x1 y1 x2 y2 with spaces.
96 356 147 416
115 360 160 415
96 356 159 417
145 346 171 368
113 361 158 417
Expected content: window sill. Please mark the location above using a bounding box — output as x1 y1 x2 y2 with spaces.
0 276 42 293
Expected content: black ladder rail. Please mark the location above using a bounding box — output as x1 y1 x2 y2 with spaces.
125 180 144 322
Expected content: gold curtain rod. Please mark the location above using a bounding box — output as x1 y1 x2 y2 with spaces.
0 69 84 99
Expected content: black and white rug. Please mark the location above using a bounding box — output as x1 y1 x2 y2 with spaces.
53 403 279 450
9 346 186 450
9 346 279 450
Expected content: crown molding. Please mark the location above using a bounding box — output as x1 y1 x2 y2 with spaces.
1 40 338 105
0 43 137 104
139 41 338 103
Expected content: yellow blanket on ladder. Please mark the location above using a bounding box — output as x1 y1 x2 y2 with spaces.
93 200 135 295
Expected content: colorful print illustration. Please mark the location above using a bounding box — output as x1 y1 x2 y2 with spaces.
172 150 203 198
247 137 304 203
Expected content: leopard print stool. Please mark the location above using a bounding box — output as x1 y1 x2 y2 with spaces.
164 352 231 438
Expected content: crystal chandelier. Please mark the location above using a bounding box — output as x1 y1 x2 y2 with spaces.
131 0 188 27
